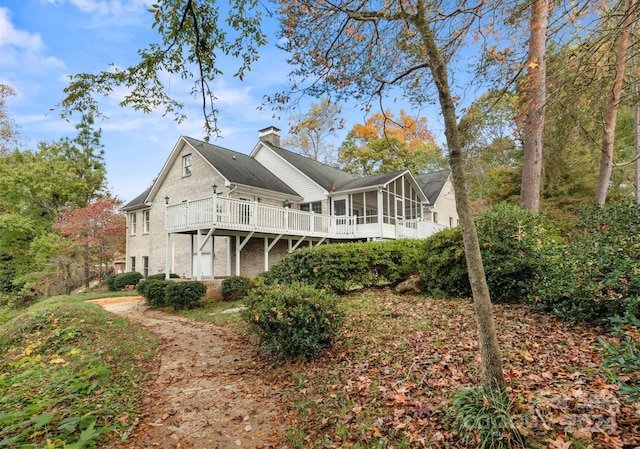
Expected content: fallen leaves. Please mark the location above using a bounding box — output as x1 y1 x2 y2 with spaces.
272 289 639 448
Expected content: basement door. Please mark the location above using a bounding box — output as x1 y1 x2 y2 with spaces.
191 253 213 279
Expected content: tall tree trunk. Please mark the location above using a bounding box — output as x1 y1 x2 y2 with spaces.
595 0 636 205
520 0 548 213
632 23 640 204
418 16 505 391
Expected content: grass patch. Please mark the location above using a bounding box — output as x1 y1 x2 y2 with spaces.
0 294 159 448
176 298 247 332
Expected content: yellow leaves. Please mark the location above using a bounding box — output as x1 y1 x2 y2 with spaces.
528 61 539 70
49 357 66 365
521 350 534 362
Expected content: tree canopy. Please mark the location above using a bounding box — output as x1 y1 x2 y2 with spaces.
338 110 443 175
283 98 342 164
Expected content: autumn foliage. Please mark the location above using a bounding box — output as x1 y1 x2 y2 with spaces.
53 198 125 288
339 110 442 175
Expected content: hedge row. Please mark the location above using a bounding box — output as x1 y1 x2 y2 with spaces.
137 280 207 311
416 201 640 323
260 239 425 294
106 272 142 292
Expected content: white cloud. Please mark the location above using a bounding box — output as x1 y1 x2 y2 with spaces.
43 0 152 15
0 8 65 75
0 7 43 51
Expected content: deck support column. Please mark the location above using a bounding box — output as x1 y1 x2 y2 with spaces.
190 234 195 279
235 232 254 276
165 232 171 280
264 235 283 271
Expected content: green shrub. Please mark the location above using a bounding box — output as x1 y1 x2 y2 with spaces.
106 272 143 292
263 240 424 293
164 281 207 311
418 227 469 298
418 203 549 302
241 283 344 360
138 279 171 308
597 307 640 401
221 276 251 302
451 386 525 449
534 201 640 323
145 273 180 281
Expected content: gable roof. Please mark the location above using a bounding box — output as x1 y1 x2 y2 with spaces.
121 188 151 211
334 170 429 203
334 170 407 192
414 170 450 204
182 137 300 196
259 142 355 192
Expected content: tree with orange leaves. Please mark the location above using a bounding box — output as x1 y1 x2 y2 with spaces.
338 110 443 175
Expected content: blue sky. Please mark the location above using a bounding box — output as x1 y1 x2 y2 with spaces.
0 0 453 203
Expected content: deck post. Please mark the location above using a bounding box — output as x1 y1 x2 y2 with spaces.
235 236 241 276
264 238 268 272
189 235 194 279
165 232 170 280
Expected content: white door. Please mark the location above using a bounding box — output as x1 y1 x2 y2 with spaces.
192 253 213 278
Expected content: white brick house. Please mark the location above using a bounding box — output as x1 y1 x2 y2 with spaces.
122 127 458 279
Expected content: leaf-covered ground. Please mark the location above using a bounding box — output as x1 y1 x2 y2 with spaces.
264 290 640 448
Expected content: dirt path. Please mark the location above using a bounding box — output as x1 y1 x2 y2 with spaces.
90 297 288 449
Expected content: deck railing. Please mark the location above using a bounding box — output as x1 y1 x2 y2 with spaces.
166 196 357 237
165 196 448 239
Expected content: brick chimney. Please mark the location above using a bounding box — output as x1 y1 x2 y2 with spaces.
258 126 281 147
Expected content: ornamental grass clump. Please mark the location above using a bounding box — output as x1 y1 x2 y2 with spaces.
241 283 344 360
452 386 526 449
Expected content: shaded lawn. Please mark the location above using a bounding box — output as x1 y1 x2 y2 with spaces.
257 289 639 449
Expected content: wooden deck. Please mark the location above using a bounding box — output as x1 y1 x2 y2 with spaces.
165 196 447 240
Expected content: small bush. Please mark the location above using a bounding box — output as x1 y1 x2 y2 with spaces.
221 276 251 302
263 240 425 293
106 272 143 292
138 279 171 308
164 281 207 311
241 283 344 360
451 386 525 449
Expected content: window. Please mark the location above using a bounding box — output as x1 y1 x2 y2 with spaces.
432 211 438 223
130 256 136 272
130 213 137 235
333 199 346 216
143 210 150 233
142 256 149 278
449 216 453 228
183 154 192 176
300 201 322 214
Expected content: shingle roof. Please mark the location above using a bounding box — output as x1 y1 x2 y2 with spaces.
263 143 355 191
334 170 406 192
414 170 450 203
184 137 300 196
121 188 151 211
